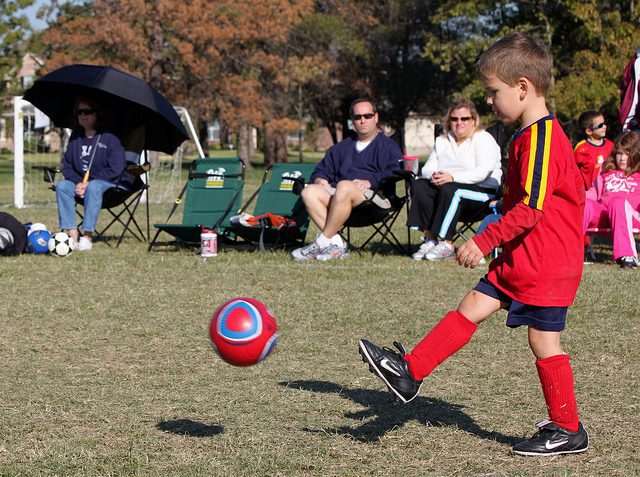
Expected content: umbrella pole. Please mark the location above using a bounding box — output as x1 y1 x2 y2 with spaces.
82 134 101 184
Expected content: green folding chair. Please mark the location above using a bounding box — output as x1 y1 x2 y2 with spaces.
228 163 316 250
149 157 245 249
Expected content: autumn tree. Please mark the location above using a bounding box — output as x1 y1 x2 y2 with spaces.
366 0 455 151
1 0 35 95
41 0 315 165
289 3 375 144
32 0 640 159
205 1 315 165
411 0 638 141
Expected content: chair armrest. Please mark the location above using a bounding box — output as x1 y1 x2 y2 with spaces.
292 176 306 196
32 166 60 185
126 162 150 176
371 169 412 197
393 169 415 180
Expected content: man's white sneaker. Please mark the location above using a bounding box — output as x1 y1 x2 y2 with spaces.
76 236 93 251
411 239 437 260
425 241 455 261
316 243 349 261
291 242 326 261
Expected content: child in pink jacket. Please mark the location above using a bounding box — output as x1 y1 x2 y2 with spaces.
583 131 640 267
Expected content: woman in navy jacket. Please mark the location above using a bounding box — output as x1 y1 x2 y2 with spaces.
56 95 128 251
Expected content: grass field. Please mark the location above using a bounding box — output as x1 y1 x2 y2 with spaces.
1 163 639 476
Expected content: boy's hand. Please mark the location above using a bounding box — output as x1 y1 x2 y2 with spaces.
456 238 484 268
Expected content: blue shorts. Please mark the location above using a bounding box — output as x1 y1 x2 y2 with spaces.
474 276 567 332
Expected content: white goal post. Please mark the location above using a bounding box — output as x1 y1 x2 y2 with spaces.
13 97 26 208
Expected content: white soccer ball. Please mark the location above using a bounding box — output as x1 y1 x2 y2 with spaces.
47 232 76 257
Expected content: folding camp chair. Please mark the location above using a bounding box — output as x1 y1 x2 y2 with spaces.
149 157 245 249
228 163 316 250
585 226 640 261
451 121 507 244
35 161 150 247
451 188 502 243
340 170 412 255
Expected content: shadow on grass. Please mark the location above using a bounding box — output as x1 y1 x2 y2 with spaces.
346 241 409 257
156 419 224 437
280 380 520 445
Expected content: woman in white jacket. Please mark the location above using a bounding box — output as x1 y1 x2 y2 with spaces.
409 98 502 261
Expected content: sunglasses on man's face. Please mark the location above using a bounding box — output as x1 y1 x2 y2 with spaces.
351 113 376 121
589 122 606 130
450 116 473 122
76 108 95 116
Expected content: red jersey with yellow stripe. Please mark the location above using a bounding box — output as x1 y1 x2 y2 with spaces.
573 138 614 190
473 115 585 307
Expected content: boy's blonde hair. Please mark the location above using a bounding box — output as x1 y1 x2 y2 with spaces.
476 32 553 97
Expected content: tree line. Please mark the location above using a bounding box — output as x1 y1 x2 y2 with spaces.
3 0 638 164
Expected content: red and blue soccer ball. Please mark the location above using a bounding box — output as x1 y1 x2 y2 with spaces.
209 297 279 367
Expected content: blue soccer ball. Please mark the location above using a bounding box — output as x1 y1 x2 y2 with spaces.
26 229 52 254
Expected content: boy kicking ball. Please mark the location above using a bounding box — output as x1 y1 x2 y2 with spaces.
358 32 589 456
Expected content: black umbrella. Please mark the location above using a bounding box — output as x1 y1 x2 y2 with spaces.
23 64 189 154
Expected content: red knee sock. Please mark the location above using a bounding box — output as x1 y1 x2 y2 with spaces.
536 354 580 432
404 311 478 381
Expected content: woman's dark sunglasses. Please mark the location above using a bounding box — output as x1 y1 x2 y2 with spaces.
76 108 95 116
450 116 473 122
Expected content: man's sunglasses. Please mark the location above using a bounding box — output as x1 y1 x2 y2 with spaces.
76 108 95 116
352 113 376 120
589 122 606 130
450 116 473 122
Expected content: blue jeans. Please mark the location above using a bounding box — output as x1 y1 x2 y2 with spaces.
56 179 117 233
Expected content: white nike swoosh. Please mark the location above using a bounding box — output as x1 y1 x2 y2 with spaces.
545 439 569 450
379 358 401 377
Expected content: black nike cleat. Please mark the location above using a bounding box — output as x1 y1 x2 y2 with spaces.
358 339 423 403
512 420 589 456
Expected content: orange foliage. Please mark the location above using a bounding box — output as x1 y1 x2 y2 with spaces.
43 0 314 139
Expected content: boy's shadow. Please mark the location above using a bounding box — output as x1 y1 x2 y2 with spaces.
156 419 224 437
280 380 520 445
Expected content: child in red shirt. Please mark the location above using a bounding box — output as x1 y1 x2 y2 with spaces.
574 110 614 192
358 33 588 457
583 131 640 267
574 110 615 259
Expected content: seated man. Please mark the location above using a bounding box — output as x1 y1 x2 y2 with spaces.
292 97 403 261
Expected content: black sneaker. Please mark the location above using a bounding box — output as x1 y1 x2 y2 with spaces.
358 339 423 403
512 420 589 456
619 256 638 268
583 246 596 264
